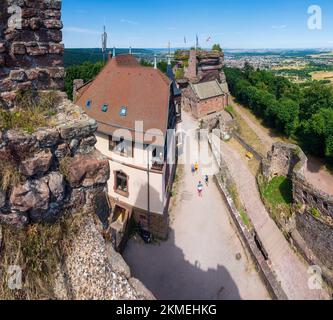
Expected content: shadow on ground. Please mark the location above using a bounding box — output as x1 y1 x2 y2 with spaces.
123 229 241 300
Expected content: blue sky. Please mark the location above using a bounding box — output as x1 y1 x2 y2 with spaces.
62 0 333 49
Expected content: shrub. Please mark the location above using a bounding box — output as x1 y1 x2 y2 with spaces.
175 68 185 79
310 208 321 218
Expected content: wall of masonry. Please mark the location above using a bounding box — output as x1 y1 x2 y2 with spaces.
0 0 64 107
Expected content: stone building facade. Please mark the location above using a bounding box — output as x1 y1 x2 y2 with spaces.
175 49 230 118
0 0 64 107
182 80 229 119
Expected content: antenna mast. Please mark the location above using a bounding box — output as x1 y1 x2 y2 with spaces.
102 26 107 63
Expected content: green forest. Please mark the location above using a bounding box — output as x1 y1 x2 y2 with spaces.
65 61 105 100
224 64 333 162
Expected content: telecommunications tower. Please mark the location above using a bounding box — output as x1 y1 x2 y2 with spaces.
102 26 107 63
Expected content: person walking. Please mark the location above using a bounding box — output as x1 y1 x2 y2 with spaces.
205 175 209 186
194 162 199 174
197 181 204 197
191 164 195 176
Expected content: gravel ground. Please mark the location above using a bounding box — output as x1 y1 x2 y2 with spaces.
54 215 152 300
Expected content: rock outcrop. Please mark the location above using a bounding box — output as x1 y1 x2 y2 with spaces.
175 49 228 84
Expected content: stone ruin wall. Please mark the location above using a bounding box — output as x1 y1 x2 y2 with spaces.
262 142 333 220
0 97 110 227
0 0 111 228
0 0 64 107
262 142 333 282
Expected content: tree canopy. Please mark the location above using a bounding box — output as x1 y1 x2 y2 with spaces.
224 66 333 162
212 44 222 52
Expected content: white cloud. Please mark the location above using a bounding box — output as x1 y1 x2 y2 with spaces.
272 25 287 29
63 27 100 35
120 19 139 25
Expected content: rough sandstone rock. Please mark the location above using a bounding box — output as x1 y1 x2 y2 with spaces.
0 189 6 207
48 172 65 202
66 152 110 188
10 179 50 213
0 213 28 228
34 127 60 148
19 149 53 177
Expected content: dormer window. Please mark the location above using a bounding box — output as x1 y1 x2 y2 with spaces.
120 106 127 117
86 100 92 108
102 104 108 112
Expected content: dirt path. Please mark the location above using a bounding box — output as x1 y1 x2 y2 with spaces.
231 98 333 195
123 112 269 300
219 139 330 300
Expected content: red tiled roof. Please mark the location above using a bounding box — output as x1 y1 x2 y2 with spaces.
76 55 171 143
76 54 171 144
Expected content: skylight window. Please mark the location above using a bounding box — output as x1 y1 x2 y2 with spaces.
86 100 92 108
101 104 108 112
120 106 127 117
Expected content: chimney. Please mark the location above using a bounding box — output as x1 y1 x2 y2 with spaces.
154 54 157 69
112 47 116 58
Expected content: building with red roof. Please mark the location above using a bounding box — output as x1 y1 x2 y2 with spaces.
75 53 180 245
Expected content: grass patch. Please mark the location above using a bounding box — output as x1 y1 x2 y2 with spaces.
262 176 293 207
225 105 235 117
226 183 253 229
175 68 185 79
310 208 321 218
0 160 22 190
240 209 250 227
59 157 72 182
258 175 293 224
0 90 59 134
231 107 268 156
227 183 242 211
0 211 87 300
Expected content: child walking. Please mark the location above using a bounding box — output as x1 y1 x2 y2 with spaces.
197 181 204 197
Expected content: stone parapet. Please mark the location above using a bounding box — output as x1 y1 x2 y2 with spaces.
0 93 110 227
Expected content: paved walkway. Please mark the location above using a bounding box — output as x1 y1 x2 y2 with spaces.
231 98 333 195
123 112 269 300
219 139 330 300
